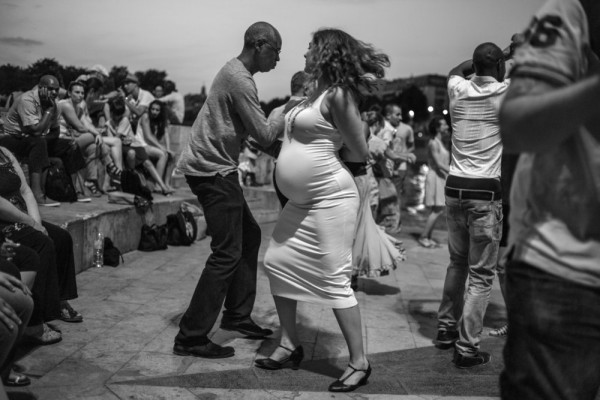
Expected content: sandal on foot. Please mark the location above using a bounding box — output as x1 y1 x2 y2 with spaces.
417 237 434 248
60 301 83 323
328 362 372 392
84 180 103 197
4 370 31 387
23 323 62 345
106 163 122 182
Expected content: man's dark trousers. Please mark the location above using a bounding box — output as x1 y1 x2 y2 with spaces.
175 173 261 346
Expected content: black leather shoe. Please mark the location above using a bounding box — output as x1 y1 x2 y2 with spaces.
453 350 491 368
220 319 273 338
255 345 304 370
173 341 234 359
328 362 372 392
435 329 459 349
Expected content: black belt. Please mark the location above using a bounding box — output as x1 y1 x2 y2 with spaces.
445 187 501 201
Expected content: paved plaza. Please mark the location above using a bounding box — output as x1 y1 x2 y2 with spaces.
8 211 512 400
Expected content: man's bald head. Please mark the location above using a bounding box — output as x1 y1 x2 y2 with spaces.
39 75 60 89
243 21 281 50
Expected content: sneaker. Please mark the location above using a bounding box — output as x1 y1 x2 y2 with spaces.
59 301 83 323
76 193 91 203
36 196 60 207
453 350 491 369
489 324 508 337
220 318 273 338
435 329 459 349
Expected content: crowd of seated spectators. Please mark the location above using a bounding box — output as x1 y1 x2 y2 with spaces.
0 66 184 397
0 66 180 205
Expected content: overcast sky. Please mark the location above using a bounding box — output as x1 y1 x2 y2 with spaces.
0 0 546 100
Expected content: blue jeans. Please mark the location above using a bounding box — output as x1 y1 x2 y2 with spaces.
175 173 261 346
437 196 502 356
501 261 600 400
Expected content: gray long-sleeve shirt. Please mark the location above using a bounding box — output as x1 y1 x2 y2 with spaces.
177 58 280 177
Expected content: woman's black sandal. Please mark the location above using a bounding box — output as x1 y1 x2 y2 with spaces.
255 344 304 370
328 362 371 392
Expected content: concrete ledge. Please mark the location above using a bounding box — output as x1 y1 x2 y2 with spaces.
38 185 281 274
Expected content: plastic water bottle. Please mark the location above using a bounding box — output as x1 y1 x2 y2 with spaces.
93 232 104 268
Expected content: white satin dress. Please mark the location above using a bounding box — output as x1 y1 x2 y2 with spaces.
263 91 359 308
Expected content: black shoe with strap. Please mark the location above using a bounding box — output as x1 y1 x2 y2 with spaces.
328 362 372 392
220 318 273 338
435 329 459 349
255 344 304 370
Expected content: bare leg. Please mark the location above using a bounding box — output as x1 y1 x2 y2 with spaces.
126 150 136 170
332 305 369 385
20 272 36 290
103 137 123 169
142 160 169 193
420 206 445 240
267 296 300 361
164 155 176 190
30 171 45 200
145 145 168 182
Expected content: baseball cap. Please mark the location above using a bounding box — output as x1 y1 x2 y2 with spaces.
123 74 139 84
88 64 109 78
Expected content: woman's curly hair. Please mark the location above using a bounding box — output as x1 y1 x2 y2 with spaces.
308 28 390 100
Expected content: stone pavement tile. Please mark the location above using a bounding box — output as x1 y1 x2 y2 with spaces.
367 327 416 354
107 385 199 400
9 386 121 400
141 325 179 353
30 349 136 387
106 285 170 305
109 352 196 383
44 317 116 347
363 309 412 330
16 341 83 377
312 330 351 360
75 300 143 323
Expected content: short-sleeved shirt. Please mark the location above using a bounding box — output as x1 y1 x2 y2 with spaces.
158 92 185 123
3 88 59 137
177 58 276 177
508 0 600 288
375 120 396 178
447 75 509 180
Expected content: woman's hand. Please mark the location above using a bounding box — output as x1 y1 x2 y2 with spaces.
94 134 104 145
0 298 21 332
0 271 31 297
0 240 19 262
30 220 47 235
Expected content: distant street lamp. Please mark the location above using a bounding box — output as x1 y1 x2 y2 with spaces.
427 106 434 113
442 109 448 115
408 110 415 118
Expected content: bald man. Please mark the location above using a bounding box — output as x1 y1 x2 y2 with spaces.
0 75 85 206
435 41 514 368
174 21 283 358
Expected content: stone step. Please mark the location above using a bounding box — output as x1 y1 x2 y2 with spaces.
39 185 281 274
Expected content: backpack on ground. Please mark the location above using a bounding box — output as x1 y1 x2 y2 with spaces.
45 162 77 202
138 223 168 251
103 237 124 267
166 208 197 246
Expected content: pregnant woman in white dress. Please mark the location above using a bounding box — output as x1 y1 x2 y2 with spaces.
255 28 389 393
